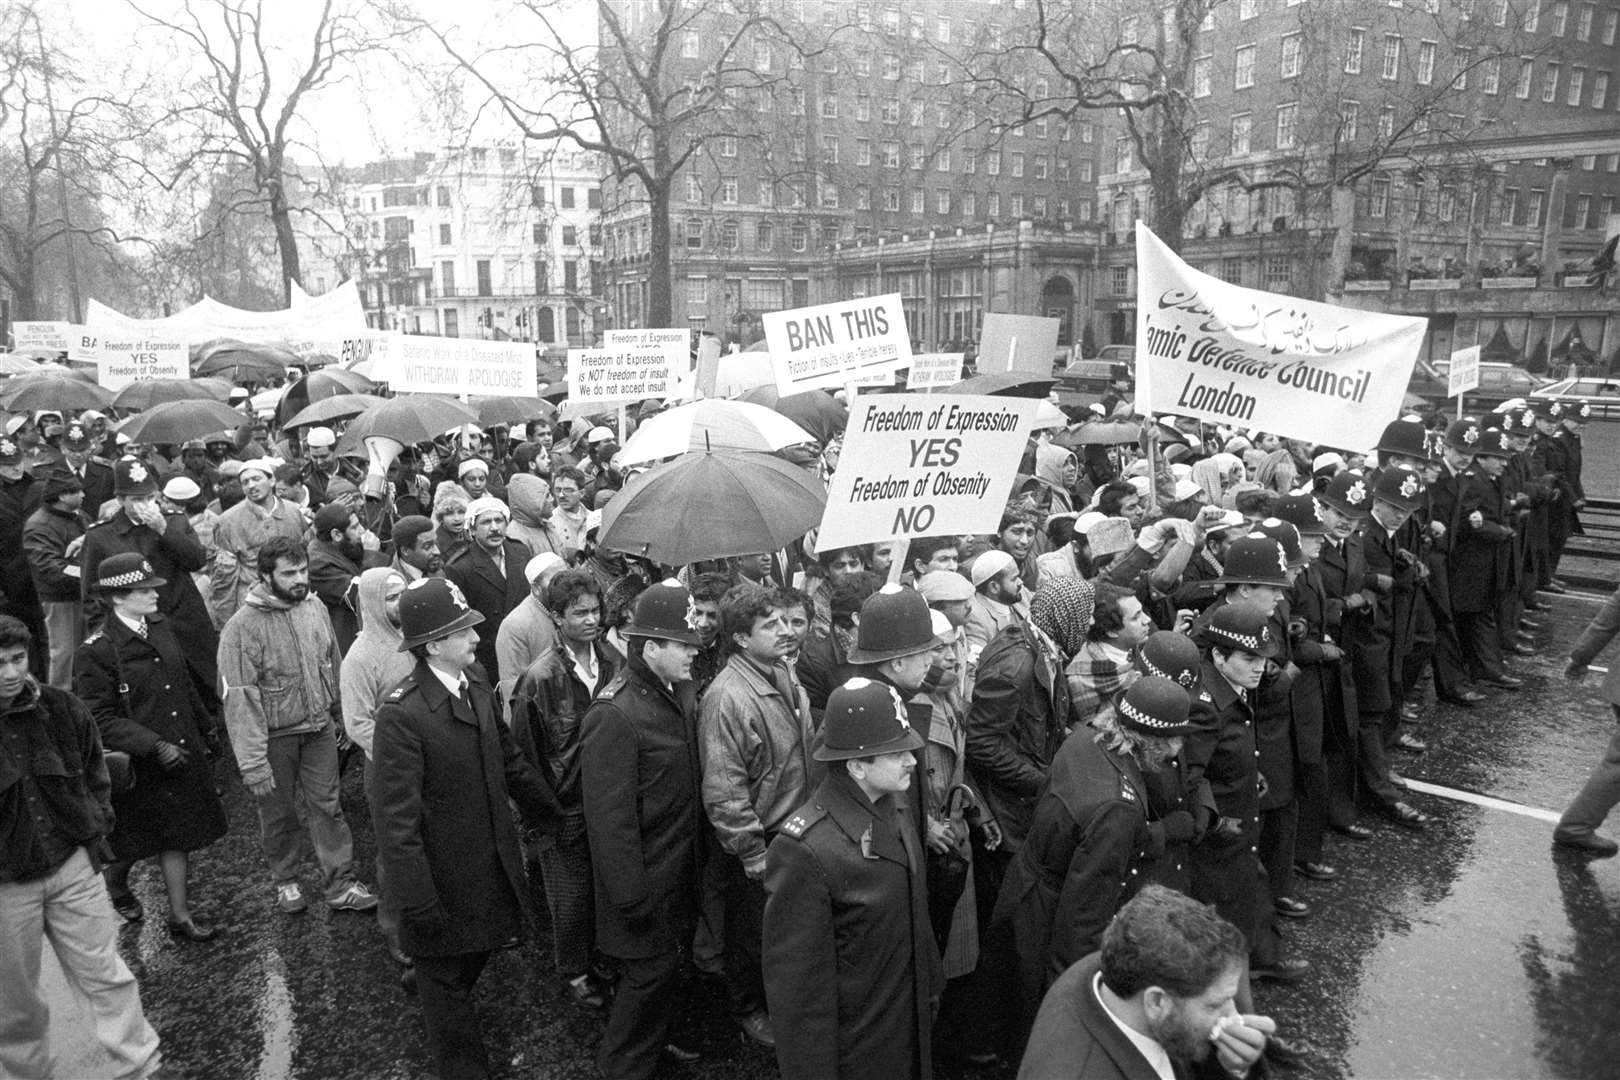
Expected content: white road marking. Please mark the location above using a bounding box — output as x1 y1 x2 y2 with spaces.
1402 778 1563 824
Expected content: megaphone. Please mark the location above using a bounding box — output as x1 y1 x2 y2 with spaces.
362 434 404 499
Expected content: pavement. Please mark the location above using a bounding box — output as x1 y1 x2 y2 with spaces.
41 585 1620 1080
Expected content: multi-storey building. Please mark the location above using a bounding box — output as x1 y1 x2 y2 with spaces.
338 147 604 347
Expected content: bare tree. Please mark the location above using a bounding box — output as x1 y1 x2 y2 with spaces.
389 0 813 328
128 0 395 304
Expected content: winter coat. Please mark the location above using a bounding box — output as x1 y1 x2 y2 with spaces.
493 596 559 706
372 660 561 958
307 537 388 655
444 539 532 687
1183 657 1263 944
209 496 309 626
339 567 414 759
0 677 113 883
510 639 619 842
966 624 1071 851
22 504 87 602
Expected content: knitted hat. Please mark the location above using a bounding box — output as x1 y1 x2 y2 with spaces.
1116 676 1194 737
457 457 490 478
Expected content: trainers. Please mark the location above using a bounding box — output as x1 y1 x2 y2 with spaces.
276 882 308 914
327 882 379 912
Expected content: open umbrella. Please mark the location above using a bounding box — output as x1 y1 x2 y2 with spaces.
337 395 479 448
1054 419 1145 447
736 386 847 444
275 367 378 426
599 450 827 564
0 355 42 375
194 340 302 382
472 395 558 429
0 371 113 412
618 399 815 467
282 393 380 430
115 400 249 445
946 372 1057 398
112 377 234 411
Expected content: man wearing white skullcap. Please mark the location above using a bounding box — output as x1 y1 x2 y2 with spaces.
443 495 531 685
493 553 568 708
209 455 309 624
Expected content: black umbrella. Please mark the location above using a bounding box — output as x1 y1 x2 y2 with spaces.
275 367 378 427
945 372 1057 398
115 400 249 445
112 378 234 411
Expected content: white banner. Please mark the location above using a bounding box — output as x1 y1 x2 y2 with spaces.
763 293 912 394
84 282 368 347
1447 345 1481 398
815 393 1038 551
390 337 537 396
906 352 965 390
568 345 679 406
978 314 1060 375
88 336 189 390
11 321 74 353
1133 223 1425 449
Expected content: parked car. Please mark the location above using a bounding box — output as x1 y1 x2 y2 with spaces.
1054 358 1120 395
1419 361 1553 399
1531 376 1620 401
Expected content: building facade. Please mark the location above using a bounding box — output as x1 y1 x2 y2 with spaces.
337 147 604 347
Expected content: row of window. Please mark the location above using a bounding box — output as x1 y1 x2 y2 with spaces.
1214 0 1615 39
434 258 581 295
1365 177 1617 228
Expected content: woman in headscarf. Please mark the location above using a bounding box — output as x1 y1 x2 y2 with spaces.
431 482 470 564
1031 444 1081 516
505 473 561 557
1256 448 1299 496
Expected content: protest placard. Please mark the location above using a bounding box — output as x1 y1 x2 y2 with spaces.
978 314 1060 375
88 336 189 390
762 293 911 394
390 337 537 396
1448 345 1481 398
693 334 724 399
568 342 679 406
10 321 74 353
814 393 1038 551
1133 222 1426 449
905 353 964 390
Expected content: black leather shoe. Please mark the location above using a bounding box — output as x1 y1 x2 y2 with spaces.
1388 802 1431 829
386 941 412 967
1334 822 1374 840
1294 860 1338 881
662 1043 701 1064
400 967 418 994
166 917 217 942
110 890 144 923
1395 732 1428 753
1518 618 1542 631
1507 643 1537 656
1250 958 1311 982
564 974 607 1010
1553 830 1619 857
1528 600 1553 612
1274 896 1311 919
1483 675 1524 690
1441 689 1486 706
1544 579 1568 594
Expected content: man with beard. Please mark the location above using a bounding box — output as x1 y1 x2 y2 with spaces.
991 677 1197 1046
300 427 343 507
308 503 388 654
699 582 818 1048
218 535 377 916
390 515 443 583
1020 885 1274 1080
966 550 1028 666
493 553 566 707
175 439 217 508
444 497 531 688
210 457 310 625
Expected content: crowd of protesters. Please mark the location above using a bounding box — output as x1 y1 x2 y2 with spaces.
0 373 1601 1080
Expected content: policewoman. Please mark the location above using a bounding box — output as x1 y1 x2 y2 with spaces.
762 677 942 1080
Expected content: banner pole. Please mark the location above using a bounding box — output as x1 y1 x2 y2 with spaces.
1144 411 1160 517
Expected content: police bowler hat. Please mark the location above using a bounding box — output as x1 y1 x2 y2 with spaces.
813 678 926 762
397 577 485 651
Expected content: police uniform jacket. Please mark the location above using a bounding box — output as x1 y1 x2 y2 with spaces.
1288 561 1351 756
1450 470 1514 613
1344 517 1410 714
1183 657 1263 943
73 615 226 862
580 654 703 960
444 538 532 686
372 660 561 958
763 768 942 1080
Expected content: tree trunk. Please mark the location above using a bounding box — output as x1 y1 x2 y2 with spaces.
646 178 673 328
1147 123 1187 254
268 180 302 306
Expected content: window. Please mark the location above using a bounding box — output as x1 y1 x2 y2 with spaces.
1382 35 1402 79
909 10 924 38
560 187 575 208
1275 103 1298 148
759 181 774 208
686 174 703 203
856 94 871 121
1081 122 1094 143
1191 122 1212 158
1543 63 1561 101
790 223 808 251
436 185 451 207
440 261 455 292
988 191 1001 217
856 185 871 210
791 135 806 162
822 95 839 119
939 106 953 130
1111 266 1131 295
883 140 900 167
963 149 976 173
1495 0 1510 24
1482 56 1501 94
1011 193 1025 216
821 180 840 209
986 151 1001 175
1569 67 1586 104
884 187 900 211
561 224 578 245
1551 0 1569 33
790 90 805 116
1517 57 1535 97
1454 47 1472 88
1011 152 1025 177
443 309 459 337
789 182 806 208
1281 34 1302 78
1194 55 1212 97
721 177 738 204
1057 198 1070 218
1265 257 1291 291
755 42 772 71
883 53 900 79
476 259 492 294
856 51 872 76
1235 44 1256 88
882 98 901 123
936 189 951 213
1231 113 1253 155
937 15 951 42
909 100 925 127
686 277 707 309
1340 100 1359 141
721 221 739 250
906 58 925 82
963 192 977 217
1575 192 1593 225
1606 10 1619 44
1500 187 1519 225
909 143 924 169
1439 186 1457 221
1577 2 1594 37
1417 40 1436 84
856 138 872 165
1033 154 1048 179
822 135 839 164
1345 28 1364 73
1378 105 1396 138
438 223 452 245
1594 72 1610 107
937 149 951 172
532 222 547 244
685 218 704 249
1371 177 1391 217
1239 0 1258 18
682 30 700 58
1604 195 1617 218
755 222 773 250
1079 159 1093 181
1056 158 1070 181
1527 188 1545 225
1115 137 1133 171
910 189 925 214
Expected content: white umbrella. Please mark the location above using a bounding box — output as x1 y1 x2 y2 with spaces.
617 399 816 467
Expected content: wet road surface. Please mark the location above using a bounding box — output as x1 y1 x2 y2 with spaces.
48 585 1620 1080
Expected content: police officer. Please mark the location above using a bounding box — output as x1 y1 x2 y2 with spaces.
371 576 561 1080
579 580 706 1079
762 677 942 1080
